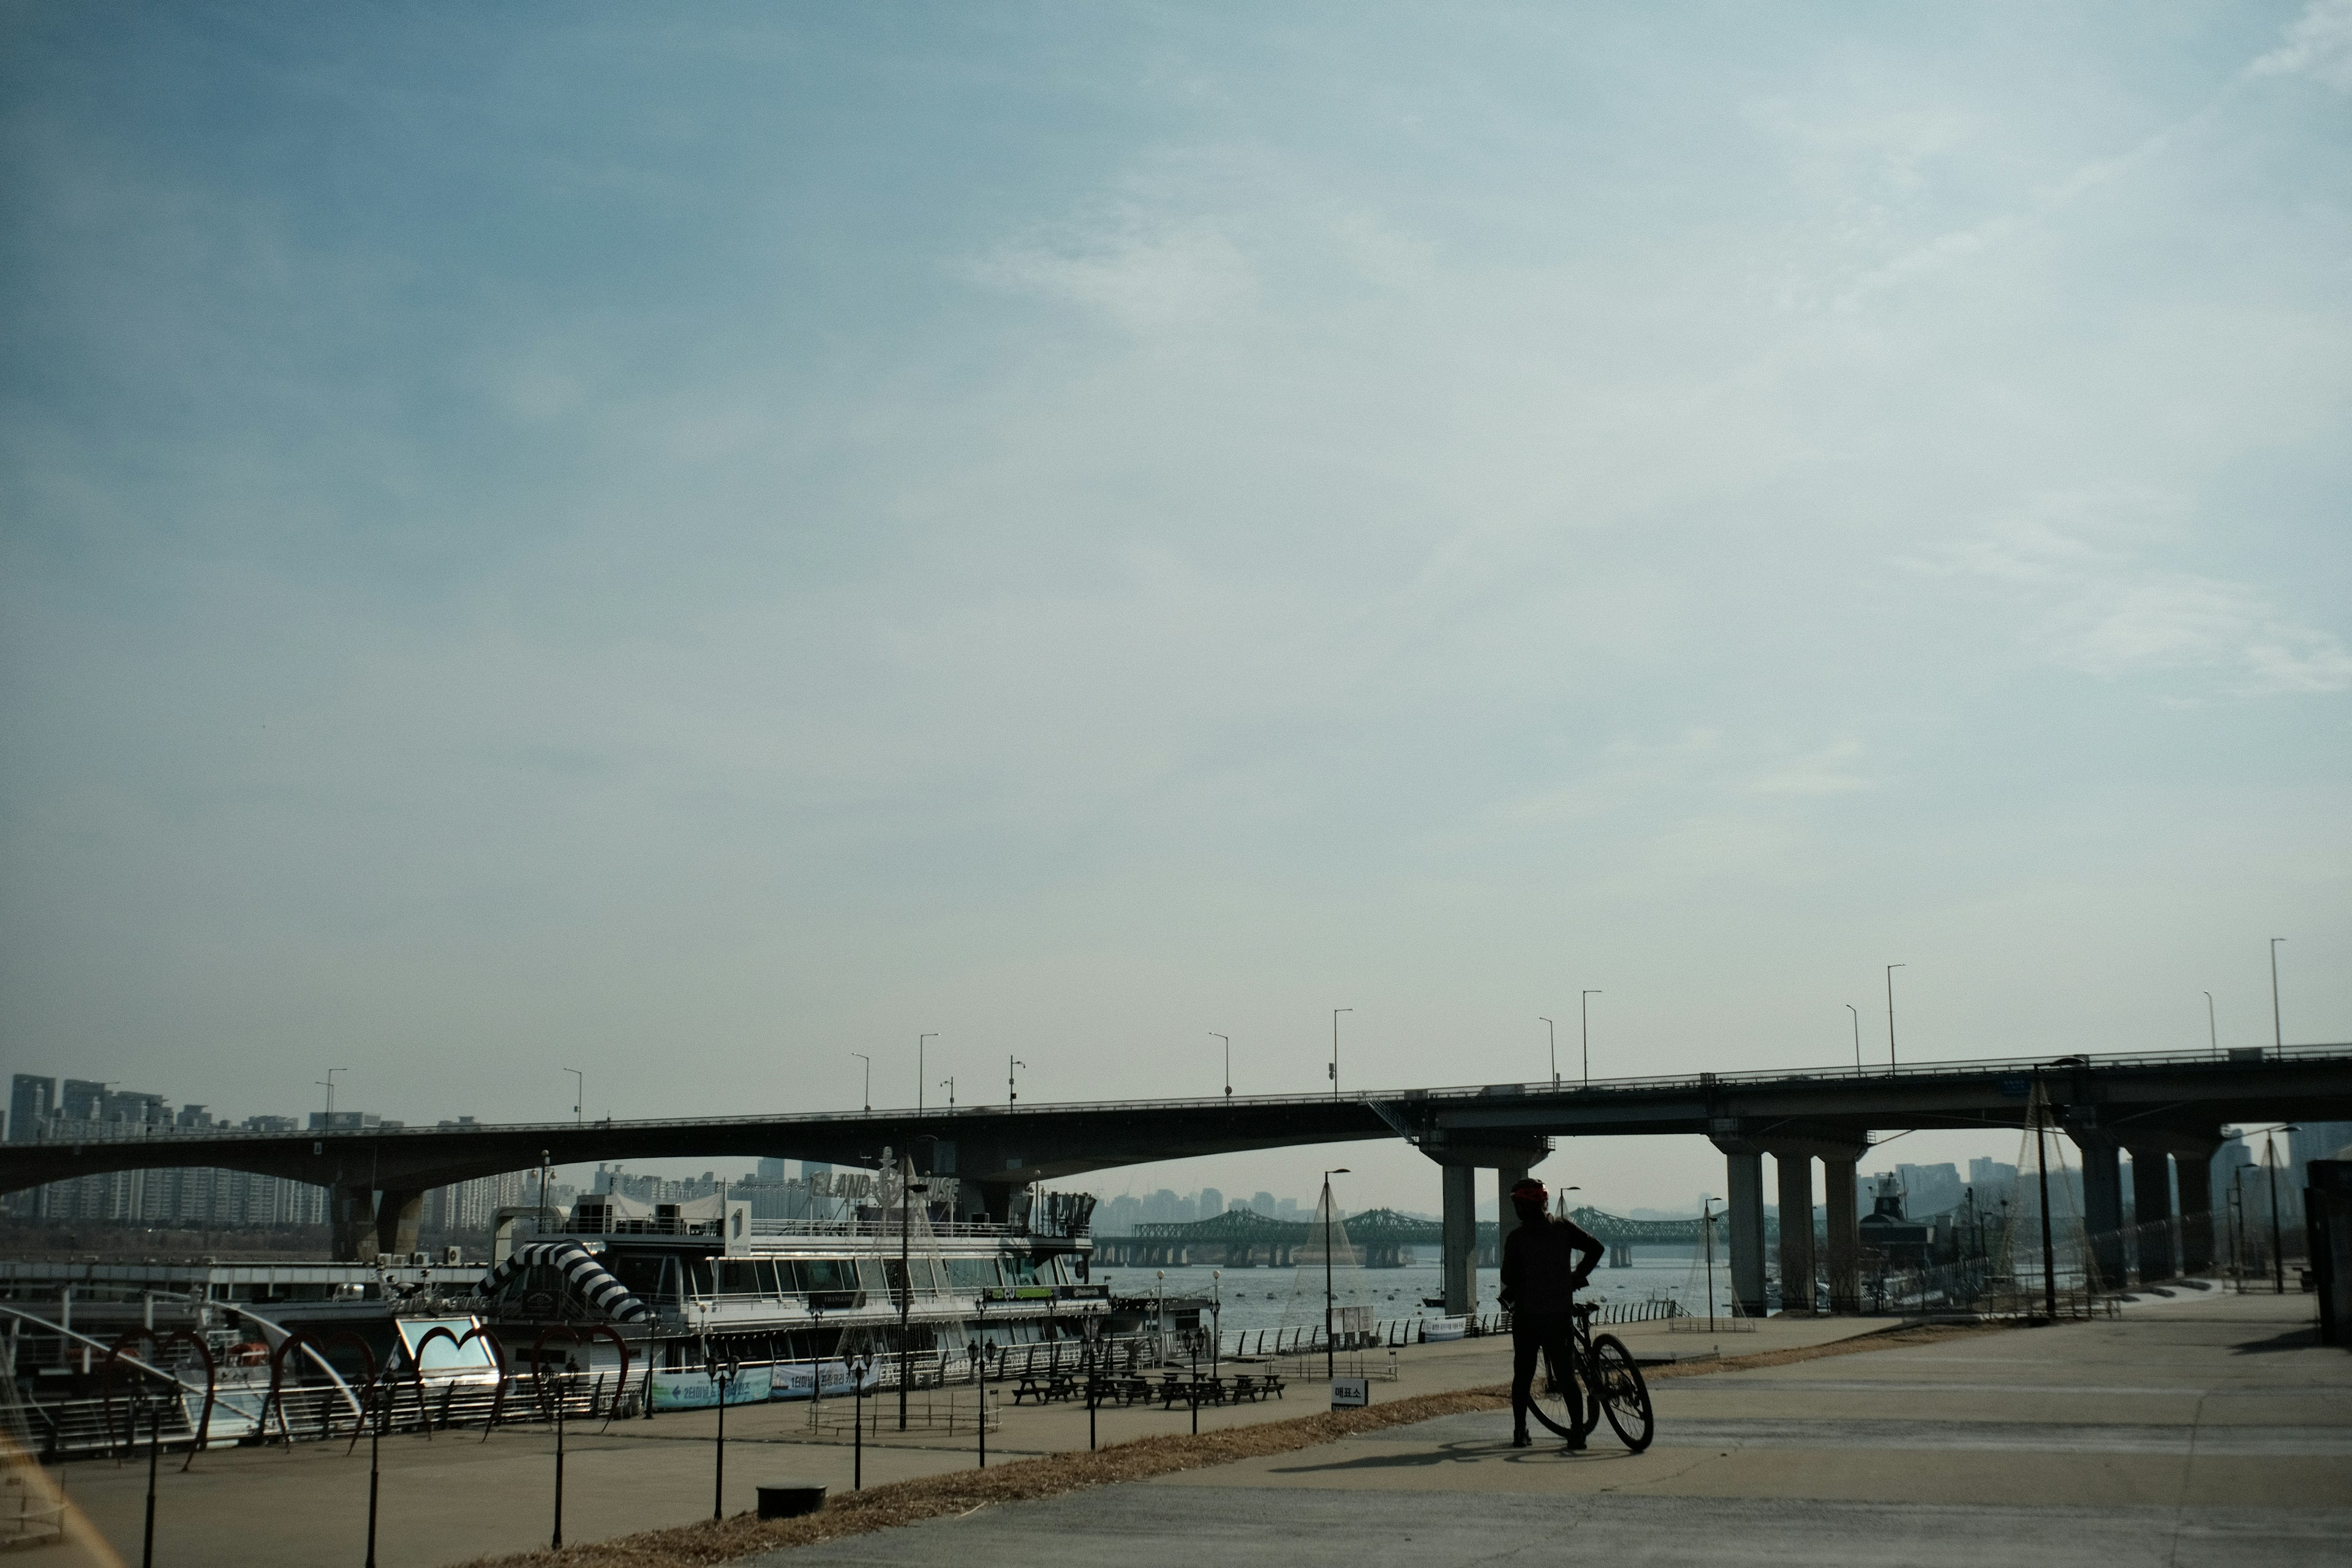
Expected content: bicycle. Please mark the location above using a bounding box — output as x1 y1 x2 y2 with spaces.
1524 1303 1653 1452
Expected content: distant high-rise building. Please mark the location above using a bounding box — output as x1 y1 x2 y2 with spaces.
1252 1191 1276 1215
802 1161 832 1183
757 1157 787 1180
1197 1186 1223 1219
1967 1158 2018 1194
9 1076 54 1142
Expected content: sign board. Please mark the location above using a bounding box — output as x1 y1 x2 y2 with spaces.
1421 1316 1467 1342
1999 1074 2029 1099
1330 1377 1369 1410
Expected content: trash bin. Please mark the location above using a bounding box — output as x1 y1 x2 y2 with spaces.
757 1482 828 1519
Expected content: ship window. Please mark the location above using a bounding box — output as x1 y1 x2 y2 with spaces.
769 1260 804 1294
610 1254 667 1300
714 1260 763 1297
687 1259 715 1298
753 1261 785 1295
1006 1256 1040 1284
854 1259 888 1294
799 1258 854 1292
946 1259 1000 1290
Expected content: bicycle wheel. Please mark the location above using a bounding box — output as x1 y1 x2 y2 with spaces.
1525 1347 1581 1439
1588 1335 1653 1453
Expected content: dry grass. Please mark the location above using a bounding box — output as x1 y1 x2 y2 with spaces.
451 1320 2015 1568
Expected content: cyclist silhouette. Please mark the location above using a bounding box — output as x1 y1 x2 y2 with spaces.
1498 1176 1602 1449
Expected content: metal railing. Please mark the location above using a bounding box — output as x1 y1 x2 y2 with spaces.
23 1042 2346 1145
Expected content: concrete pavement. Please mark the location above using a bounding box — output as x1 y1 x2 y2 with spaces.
756 1289 2351 1568
36 1310 1890 1567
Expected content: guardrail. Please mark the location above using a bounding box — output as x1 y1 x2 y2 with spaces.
18 1042 2346 1145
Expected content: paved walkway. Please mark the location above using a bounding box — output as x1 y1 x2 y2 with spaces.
755 1290 2351 1568
31 1312 1885 1567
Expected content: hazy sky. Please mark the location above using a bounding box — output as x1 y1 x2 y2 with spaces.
4 2 2347 1215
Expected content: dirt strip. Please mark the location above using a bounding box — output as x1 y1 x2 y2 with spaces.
451 1321 2014 1568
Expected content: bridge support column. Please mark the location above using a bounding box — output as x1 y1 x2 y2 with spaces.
1723 1149 1766 1318
375 1189 426 1260
331 1184 379 1262
2128 1148 2175 1282
1440 1165 1477 1316
1773 1153 1817 1314
2176 1148 2217 1276
2073 1132 2125 1291
1823 1154 1860 1313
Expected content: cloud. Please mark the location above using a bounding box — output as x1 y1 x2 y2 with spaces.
1750 741 1875 797
1929 495 2352 697
2249 0 2352 91
966 206 1255 336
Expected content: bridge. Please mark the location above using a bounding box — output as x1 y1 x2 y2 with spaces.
1093 1204 1758 1268
6 1043 2346 1318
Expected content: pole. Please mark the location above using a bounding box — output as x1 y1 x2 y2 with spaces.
1008 1057 1024 1109
1581 992 1600 1085
978 1380 986 1469
2269 939 2285 1052
1885 964 1905 1074
1212 1033 1231 1097
712 1360 727 1520
2267 1131 2288 1295
551 1380 566 1548
1323 1180 1336 1379
366 1373 383 1568
851 1359 864 1490
142 1392 159 1568
899 1165 913 1431
565 1068 583 1125
2035 1088 2057 1319
853 1054 870 1112
1703 1199 1716 1330
1847 1004 1860 1069
1540 1018 1555 1088
1330 1009 1351 1099
919 1033 935 1115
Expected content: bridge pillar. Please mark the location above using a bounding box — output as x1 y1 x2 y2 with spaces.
1722 1148 1766 1318
2128 1148 2175 1282
1823 1154 1861 1313
2071 1129 2126 1291
375 1188 426 1259
331 1184 379 1262
2175 1147 2217 1276
1773 1153 1817 1314
1440 1165 1477 1316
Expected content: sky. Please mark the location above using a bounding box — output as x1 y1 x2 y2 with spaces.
2 2 2348 1218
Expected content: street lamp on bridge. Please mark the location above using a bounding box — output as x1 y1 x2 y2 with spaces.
919 1034 936 1115
851 1053 871 1112
1581 992 1601 1086
1211 1033 1231 1098
1330 1009 1351 1099
1885 965 1906 1075
1846 1004 1861 1070
2271 938 2286 1052
317 1068 345 1125
1540 1018 1556 1089
564 1068 583 1126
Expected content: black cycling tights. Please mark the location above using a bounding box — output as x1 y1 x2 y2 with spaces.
1510 1310 1581 1433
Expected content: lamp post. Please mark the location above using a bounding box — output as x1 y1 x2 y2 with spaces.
1211 1033 1231 1098
898 1160 929 1430
1321 1168 1350 1378
2270 938 2286 1052
1885 965 1906 1074
1580 992 1600 1085
1540 1018 1555 1088
2204 992 2218 1059
941 1077 956 1108
1008 1057 1025 1110
1700 1197 1717 1329
1846 1004 1861 1069
564 1068 584 1125
317 1068 346 1124
1330 1009 1351 1099
851 1054 871 1112
919 1033 936 1114
2266 1125 2296 1295
1210 1269 1222 1379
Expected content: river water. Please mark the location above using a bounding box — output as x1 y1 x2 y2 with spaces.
1090 1253 1736 1333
